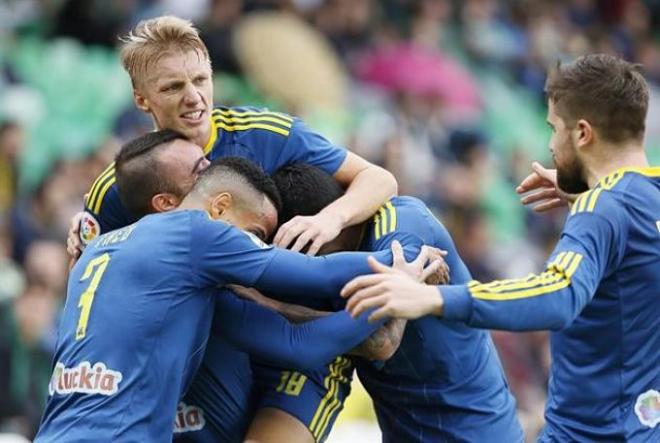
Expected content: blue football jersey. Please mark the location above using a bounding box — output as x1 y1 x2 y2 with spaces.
442 167 660 441
355 197 523 443
83 106 347 235
36 210 389 442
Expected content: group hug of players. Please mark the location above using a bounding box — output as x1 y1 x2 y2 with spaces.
34 15 659 443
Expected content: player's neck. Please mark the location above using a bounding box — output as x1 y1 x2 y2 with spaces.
192 121 212 150
178 192 206 212
584 142 648 188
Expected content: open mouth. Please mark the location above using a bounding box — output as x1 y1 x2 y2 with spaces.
180 110 205 123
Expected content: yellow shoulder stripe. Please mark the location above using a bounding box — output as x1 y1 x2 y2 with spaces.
214 119 290 137
87 163 116 214
570 188 604 215
373 201 398 240
469 251 583 301
213 109 293 128
213 107 293 121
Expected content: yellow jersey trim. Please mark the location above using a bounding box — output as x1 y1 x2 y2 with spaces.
203 118 218 156
597 166 660 190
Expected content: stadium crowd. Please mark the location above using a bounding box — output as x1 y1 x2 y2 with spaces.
1 0 659 441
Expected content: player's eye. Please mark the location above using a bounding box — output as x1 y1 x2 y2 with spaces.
193 75 208 85
161 83 182 92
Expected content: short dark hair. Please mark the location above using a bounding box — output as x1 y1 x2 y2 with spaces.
194 157 282 213
545 54 649 143
272 164 344 225
115 129 186 218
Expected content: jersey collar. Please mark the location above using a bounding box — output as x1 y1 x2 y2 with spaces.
203 117 218 156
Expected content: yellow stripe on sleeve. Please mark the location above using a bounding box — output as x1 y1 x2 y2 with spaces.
378 206 388 239
92 176 117 215
385 201 397 234
470 252 583 301
87 164 116 214
373 214 381 240
468 252 567 291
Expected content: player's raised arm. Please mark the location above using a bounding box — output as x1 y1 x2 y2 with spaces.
192 211 441 301
273 119 397 255
344 189 623 330
212 290 386 370
440 190 624 330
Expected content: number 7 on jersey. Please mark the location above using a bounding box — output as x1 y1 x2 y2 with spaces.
76 253 111 340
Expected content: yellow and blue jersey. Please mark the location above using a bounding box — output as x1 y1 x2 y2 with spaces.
356 197 523 443
442 167 660 442
83 106 348 235
36 210 391 442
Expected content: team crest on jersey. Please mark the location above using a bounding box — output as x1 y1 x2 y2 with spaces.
79 212 101 245
48 361 122 396
173 402 206 433
634 389 660 428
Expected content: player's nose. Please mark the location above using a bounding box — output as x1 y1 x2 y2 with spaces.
182 83 201 106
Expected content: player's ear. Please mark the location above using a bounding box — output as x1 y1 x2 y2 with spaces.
208 192 232 219
575 119 593 149
134 90 150 113
151 193 180 213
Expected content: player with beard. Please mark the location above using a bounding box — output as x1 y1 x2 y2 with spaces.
343 54 660 442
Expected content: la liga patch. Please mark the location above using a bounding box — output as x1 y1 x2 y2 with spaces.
79 212 101 246
634 389 660 428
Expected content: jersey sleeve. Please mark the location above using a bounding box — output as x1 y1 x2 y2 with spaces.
277 118 348 175
442 191 626 331
82 162 136 239
211 289 385 370
190 211 393 298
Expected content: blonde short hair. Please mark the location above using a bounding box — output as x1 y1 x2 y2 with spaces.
119 15 210 88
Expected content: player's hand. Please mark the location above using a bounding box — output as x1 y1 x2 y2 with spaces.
341 257 443 322
67 212 85 264
273 212 344 256
389 240 447 283
516 162 576 212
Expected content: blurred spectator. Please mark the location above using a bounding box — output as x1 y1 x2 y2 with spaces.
0 122 23 217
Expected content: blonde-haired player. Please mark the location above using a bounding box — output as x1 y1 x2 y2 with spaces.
69 15 397 443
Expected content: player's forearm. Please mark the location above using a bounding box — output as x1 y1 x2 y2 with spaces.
270 301 331 324
325 165 397 228
442 249 597 331
214 292 385 369
441 280 591 331
349 318 406 361
256 249 393 301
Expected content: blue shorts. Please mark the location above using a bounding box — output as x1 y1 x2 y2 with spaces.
252 356 354 443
